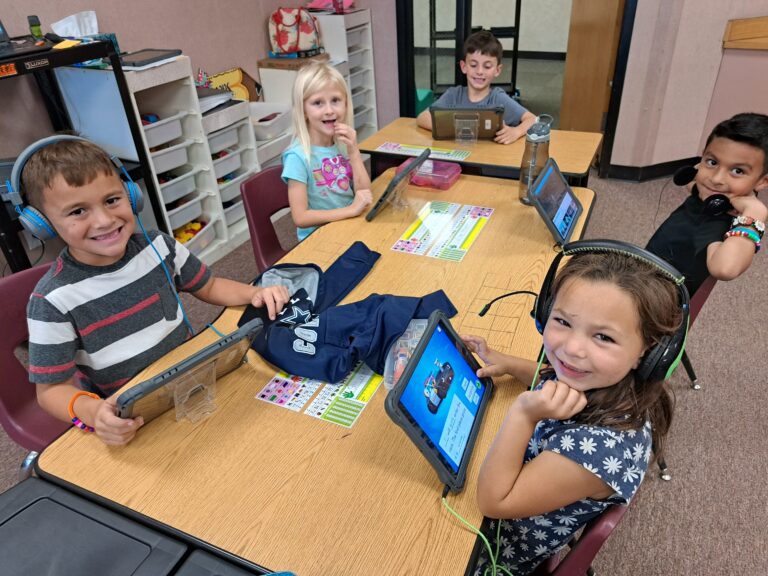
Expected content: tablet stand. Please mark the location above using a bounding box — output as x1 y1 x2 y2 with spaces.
173 361 217 422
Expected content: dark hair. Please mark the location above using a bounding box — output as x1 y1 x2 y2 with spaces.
463 29 503 62
705 112 768 174
21 138 117 209
542 251 682 460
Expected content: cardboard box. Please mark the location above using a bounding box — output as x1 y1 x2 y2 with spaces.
208 68 262 101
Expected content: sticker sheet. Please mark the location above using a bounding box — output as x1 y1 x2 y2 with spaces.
257 363 382 428
392 201 493 261
376 142 471 162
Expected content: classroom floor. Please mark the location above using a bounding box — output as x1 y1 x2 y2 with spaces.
415 53 565 126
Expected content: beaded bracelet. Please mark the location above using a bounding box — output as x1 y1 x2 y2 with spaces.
725 226 762 252
732 215 765 238
67 391 100 432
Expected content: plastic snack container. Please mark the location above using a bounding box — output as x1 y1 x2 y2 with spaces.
395 158 461 190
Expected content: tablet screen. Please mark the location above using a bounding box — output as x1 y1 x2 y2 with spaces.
530 162 580 243
397 322 487 473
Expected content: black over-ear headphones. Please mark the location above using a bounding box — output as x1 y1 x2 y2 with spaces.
5 135 144 241
532 239 690 383
673 165 732 216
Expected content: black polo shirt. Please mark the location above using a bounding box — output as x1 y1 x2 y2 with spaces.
646 193 731 295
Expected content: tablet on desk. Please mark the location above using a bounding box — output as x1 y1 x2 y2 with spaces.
527 158 583 246
430 106 504 140
385 311 493 493
365 147 430 222
115 318 263 422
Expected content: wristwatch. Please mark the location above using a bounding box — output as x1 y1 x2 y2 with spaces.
732 215 765 233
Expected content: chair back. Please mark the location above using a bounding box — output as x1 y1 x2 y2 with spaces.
532 504 629 575
0 264 70 452
241 166 291 272
689 275 717 326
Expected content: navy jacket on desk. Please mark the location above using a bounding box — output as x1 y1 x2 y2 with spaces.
238 241 458 382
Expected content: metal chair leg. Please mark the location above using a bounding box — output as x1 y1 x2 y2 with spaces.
681 350 700 390
19 451 38 481
656 455 672 481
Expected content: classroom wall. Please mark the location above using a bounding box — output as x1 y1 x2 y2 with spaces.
611 0 768 168
0 0 399 157
413 0 572 53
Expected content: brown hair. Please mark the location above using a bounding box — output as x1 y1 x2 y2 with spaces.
543 251 681 459
463 29 503 62
21 138 118 209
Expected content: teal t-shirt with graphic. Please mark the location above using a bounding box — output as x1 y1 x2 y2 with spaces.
281 141 355 241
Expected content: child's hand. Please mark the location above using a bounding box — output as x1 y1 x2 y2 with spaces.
334 122 359 150
95 395 144 445
253 285 290 320
350 188 373 215
462 334 510 378
494 123 524 145
729 194 768 220
513 379 587 423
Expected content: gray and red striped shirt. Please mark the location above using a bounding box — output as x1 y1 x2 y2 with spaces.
27 230 210 397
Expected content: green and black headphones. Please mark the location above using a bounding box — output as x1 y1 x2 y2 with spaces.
6 135 144 241
532 239 690 383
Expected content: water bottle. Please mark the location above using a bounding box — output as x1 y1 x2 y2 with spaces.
519 115 553 205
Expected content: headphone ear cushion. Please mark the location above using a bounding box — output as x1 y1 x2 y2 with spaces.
125 180 144 214
18 206 57 241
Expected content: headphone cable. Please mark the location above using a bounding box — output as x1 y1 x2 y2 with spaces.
478 290 538 317
440 487 513 576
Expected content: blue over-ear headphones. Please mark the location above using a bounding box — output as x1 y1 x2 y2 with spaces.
5 135 144 241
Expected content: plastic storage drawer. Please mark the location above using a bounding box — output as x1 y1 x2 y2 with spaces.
151 140 192 174
184 219 216 256
143 111 187 149
208 123 240 155
213 149 242 179
160 168 199 204
223 199 246 226
167 194 203 229
348 48 367 69
220 171 252 203
256 132 291 166
346 25 366 49
351 87 370 110
249 102 292 141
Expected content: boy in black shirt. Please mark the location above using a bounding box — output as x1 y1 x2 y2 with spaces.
646 113 768 295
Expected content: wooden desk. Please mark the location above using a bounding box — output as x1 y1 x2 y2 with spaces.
360 117 603 186
37 173 595 576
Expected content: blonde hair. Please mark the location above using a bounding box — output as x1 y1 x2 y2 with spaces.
290 61 354 163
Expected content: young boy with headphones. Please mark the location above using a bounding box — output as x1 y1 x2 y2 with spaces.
10 135 289 446
646 112 768 296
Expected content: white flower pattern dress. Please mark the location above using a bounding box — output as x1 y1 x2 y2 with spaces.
472 412 652 575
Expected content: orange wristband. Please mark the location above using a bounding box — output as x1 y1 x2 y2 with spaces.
67 391 100 432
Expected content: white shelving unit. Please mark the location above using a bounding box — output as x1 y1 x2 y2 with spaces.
315 8 379 141
123 56 259 265
256 8 378 167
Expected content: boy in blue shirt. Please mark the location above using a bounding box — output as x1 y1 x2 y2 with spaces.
417 29 536 144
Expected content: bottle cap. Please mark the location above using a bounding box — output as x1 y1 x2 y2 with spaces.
526 114 553 142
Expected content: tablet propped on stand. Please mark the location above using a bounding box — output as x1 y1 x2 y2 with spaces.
384 310 493 493
365 147 431 222
430 106 504 140
527 157 583 246
115 318 263 422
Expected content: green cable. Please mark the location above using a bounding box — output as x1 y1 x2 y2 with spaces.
529 347 547 391
441 497 515 576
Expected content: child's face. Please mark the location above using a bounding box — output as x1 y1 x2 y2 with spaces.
543 278 645 392
41 171 136 266
304 84 347 146
696 137 768 200
459 51 501 93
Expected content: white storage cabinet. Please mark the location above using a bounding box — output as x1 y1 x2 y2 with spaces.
123 56 261 264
